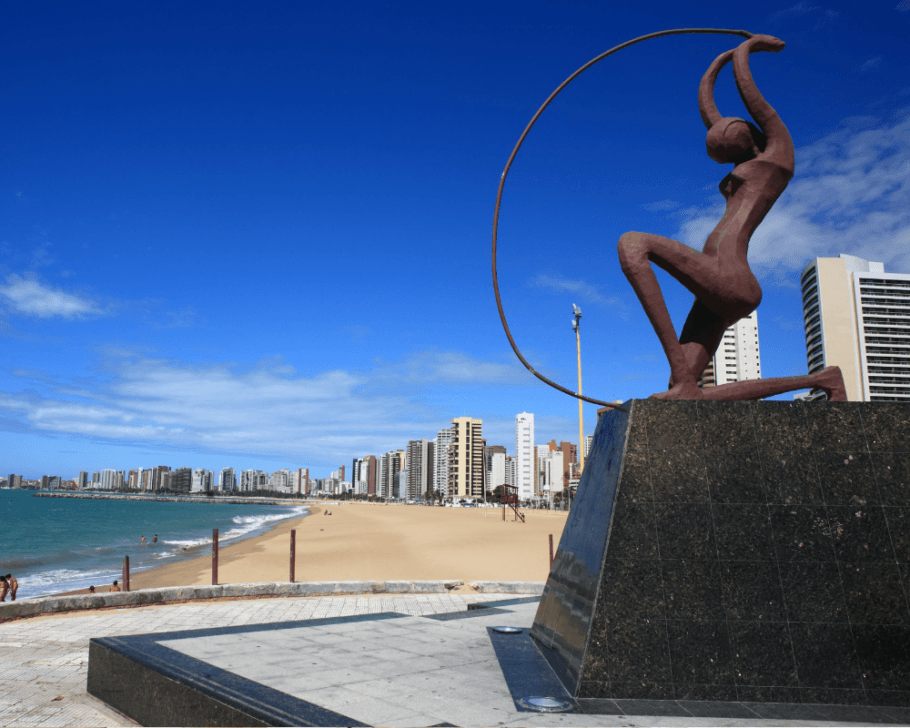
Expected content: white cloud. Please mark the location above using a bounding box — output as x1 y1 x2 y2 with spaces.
771 1 820 19
0 275 104 319
529 273 625 312
0 350 535 465
641 199 680 212
675 114 910 278
861 56 883 72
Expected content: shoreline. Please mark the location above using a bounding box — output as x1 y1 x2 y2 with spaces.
54 502 568 595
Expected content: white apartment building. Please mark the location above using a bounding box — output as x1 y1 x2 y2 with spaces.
269 469 291 493
801 254 910 401
714 311 761 386
240 469 267 491
191 469 213 493
434 427 455 497
100 469 117 490
514 413 534 501
487 451 506 491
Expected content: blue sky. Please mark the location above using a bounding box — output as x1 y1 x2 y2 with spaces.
2 1 908 479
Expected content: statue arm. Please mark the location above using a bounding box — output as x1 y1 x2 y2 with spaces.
733 36 794 168
698 49 734 129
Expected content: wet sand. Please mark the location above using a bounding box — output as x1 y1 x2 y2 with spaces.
112 501 569 590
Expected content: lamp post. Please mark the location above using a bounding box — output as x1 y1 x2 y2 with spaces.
572 304 584 478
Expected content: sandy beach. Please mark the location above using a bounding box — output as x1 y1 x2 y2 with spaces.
111 502 569 591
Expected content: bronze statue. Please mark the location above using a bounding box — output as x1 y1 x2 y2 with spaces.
617 35 846 401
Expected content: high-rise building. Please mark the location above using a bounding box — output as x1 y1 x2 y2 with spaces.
485 445 507 492
406 439 435 500
514 412 535 501
546 441 577 492
448 417 484 499
170 467 192 493
433 427 454 497
78 471 89 489
801 254 910 401
100 469 117 490
240 470 267 491
8 474 22 489
699 311 761 389
289 468 308 495
584 435 594 459
219 467 236 492
192 469 213 492
269 469 291 492
379 450 406 499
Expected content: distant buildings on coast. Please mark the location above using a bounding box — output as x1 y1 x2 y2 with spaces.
5 412 590 505
4 254 906 497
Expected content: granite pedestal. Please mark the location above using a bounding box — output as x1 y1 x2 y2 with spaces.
531 399 910 707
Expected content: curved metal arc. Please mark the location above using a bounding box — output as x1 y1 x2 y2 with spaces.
492 27 754 412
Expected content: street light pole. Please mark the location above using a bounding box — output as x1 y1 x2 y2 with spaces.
572 304 584 478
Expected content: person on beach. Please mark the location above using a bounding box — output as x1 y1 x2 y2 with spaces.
152 534 158 543
88 585 96 594
140 535 146 543
0 576 8 602
6 574 17 601
110 580 121 592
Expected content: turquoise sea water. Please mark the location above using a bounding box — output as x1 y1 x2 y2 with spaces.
0 490 308 599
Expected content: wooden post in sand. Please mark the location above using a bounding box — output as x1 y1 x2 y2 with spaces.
290 529 296 582
122 555 130 592
212 528 219 585
549 534 554 566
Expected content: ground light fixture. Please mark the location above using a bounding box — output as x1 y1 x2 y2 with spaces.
517 696 574 712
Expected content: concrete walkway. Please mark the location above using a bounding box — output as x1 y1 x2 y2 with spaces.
1 593 905 727
0 592 492 727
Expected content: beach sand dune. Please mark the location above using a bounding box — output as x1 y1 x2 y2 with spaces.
129 502 569 590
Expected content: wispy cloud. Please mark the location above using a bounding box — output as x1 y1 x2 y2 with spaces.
897 0 910 12
861 56 883 73
0 350 535 465
675 114 910 277
771 1 820 19
0 275 105 319
528 274 624 309
640 199 680 212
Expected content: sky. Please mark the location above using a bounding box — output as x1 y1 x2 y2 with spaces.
1 1 908 480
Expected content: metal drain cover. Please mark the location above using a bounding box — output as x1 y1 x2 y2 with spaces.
491 626 523 634
517 696 573 712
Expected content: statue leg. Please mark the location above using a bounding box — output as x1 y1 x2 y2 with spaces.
618 231 756 399
701 366 847 401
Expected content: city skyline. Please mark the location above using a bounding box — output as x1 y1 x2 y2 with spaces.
2 3 908 479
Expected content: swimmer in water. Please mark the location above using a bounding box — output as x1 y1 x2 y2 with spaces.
617 35 846 401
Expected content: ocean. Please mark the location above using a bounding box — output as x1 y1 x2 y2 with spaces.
0 490 309 599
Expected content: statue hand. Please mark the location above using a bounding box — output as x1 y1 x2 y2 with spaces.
746 34 785 53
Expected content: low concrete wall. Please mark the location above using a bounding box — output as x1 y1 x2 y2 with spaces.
0 580 543 621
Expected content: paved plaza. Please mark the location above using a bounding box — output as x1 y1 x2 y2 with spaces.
1 593 906 727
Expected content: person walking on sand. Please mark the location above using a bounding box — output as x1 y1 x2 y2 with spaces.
6 574 17 601
110 580 121 592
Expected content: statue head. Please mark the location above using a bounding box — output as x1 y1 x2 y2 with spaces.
706 117 766 164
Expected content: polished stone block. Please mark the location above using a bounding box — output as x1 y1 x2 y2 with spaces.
530 399 910 707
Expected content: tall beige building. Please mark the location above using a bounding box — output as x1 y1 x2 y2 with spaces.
448 417 484 499
801 254 910 401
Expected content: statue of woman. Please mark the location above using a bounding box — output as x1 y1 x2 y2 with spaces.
617 35 846 401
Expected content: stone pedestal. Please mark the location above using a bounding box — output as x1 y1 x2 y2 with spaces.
531 399 910 707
